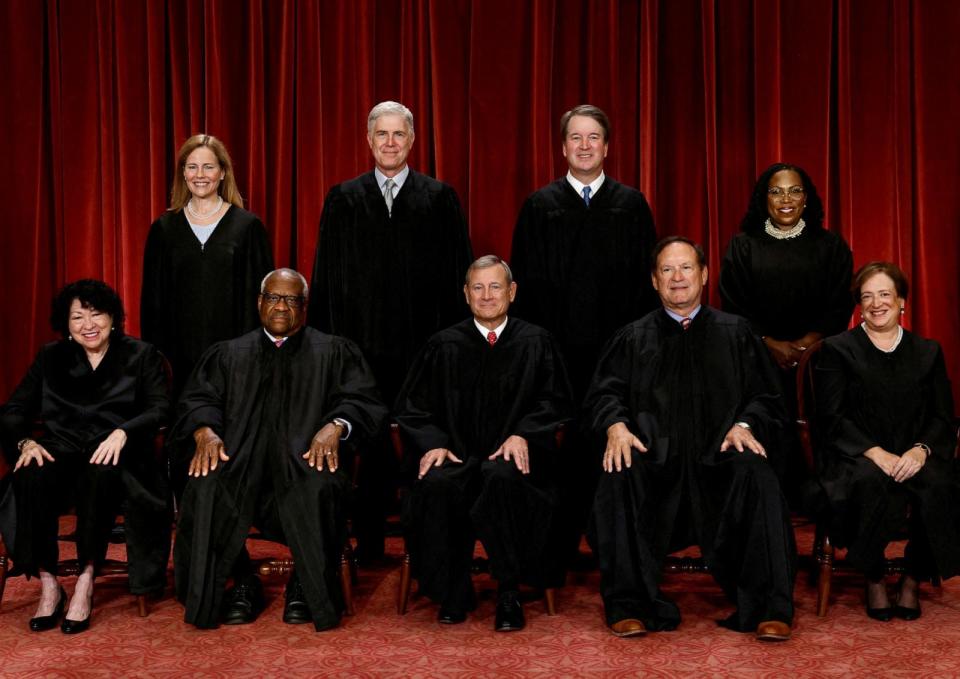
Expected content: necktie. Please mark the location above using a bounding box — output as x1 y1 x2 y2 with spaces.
275 338 285 347
384 178 396 215
582 186 592 207
681 317 691 331
487 331 497 346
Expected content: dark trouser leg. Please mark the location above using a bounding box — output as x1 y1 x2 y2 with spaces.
403 458 479 610
73 463 123 573
352 432 395 561
707 454 796 630
471 458 556 591
275 469 350 631
590 462 680 630
11 458 75 575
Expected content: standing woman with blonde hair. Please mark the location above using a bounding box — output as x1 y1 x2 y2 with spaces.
141 134 274 396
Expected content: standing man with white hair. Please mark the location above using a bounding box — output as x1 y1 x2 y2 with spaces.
308 101 473 561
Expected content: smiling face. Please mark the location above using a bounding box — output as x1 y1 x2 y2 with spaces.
766 169 806 229
367 113 414 176
463 264 517 330
561 115 608 182
68 299 113 354
859 272 903 333
183 146 225 201
651 242 708 316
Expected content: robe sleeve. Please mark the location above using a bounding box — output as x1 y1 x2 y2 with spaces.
509 195 550 325
234 216 274 335
169 344 229 465
321 340 388 444
140 218 168 350
438 186 473 330
918 343 956 461
307 187 342 333
718 236 762 334
509 335 574 452
731 326 787 447
0 349 44 462
393 342 454 457
811 233 854 336
583 329 641 440
815 340 876 458
116 344 171 441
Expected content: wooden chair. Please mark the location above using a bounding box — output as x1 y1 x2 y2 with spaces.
390 423 559 616
794 340 950 616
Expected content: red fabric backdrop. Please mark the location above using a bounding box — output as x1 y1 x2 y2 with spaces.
2 0 958 403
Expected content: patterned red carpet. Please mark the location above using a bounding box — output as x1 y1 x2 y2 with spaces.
1 521 958 678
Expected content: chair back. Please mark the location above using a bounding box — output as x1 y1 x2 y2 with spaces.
795 340 824 473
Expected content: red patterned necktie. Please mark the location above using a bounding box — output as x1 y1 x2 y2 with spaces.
275 338 285 347
681 317 691 331
487 331 497 346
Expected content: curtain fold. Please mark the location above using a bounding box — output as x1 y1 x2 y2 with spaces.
2 0 958 404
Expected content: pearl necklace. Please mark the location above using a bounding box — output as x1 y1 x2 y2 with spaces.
186 196 224 220
764 217 805 240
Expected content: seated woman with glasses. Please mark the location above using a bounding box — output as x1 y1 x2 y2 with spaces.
815 261 960 621
0 280 171 634
718 163 854 490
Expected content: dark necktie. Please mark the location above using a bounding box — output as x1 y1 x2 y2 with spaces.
487 331 497 346
582 186 592 207
681 317 691 331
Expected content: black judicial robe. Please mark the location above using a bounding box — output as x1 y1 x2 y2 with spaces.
395 317 574 597
141 206 274 395
308 170 473 403
511 177 658 398
171 327 387 630
585 306 796 629
815 327 960 577
0 337 171 592
719 227 853 342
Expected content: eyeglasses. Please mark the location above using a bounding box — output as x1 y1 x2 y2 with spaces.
260 292 305 309
767 186 805 198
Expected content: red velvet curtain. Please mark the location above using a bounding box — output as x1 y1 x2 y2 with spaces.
2 0 959 403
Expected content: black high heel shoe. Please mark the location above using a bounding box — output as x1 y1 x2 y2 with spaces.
865 580 893 622
894 576 922 621
29 587 67 632
61 593 93 634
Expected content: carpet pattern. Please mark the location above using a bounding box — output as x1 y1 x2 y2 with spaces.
1 521 958 678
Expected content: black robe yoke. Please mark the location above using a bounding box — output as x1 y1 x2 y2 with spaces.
308 170 473 403
171 327 387 630
141 206 274 395
815 327 960 578
585 307 796 629
395 318 574 602
510 177 658 399
0 337 171 592
719 227 853 342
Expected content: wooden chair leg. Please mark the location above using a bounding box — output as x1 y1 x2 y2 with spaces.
340 551 355 616
136 594 148 617
0 553 8 609
817 534 834 617
398 552 412 615
544 587 557 616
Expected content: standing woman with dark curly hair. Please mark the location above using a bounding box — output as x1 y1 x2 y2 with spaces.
0 280 171 633
141 134 273 396
719 164 854 489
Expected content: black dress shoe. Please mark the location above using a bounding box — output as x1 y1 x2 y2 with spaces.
894 604 921 620
437 606 467 624
283 571 312 625
29 587 67 632
494 592 525 632
222 576 265 625
61 612 91 635
865 581 893 622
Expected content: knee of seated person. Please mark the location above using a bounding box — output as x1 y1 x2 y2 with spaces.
729 451 779 484
481 457 524 484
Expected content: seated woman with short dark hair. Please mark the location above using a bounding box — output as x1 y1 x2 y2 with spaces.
815 261 960 621
0 279 171 634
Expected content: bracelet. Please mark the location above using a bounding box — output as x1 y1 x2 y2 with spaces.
17 438 35 453
914 442 932 458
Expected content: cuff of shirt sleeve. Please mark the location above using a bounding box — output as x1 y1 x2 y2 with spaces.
333 418 352 440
